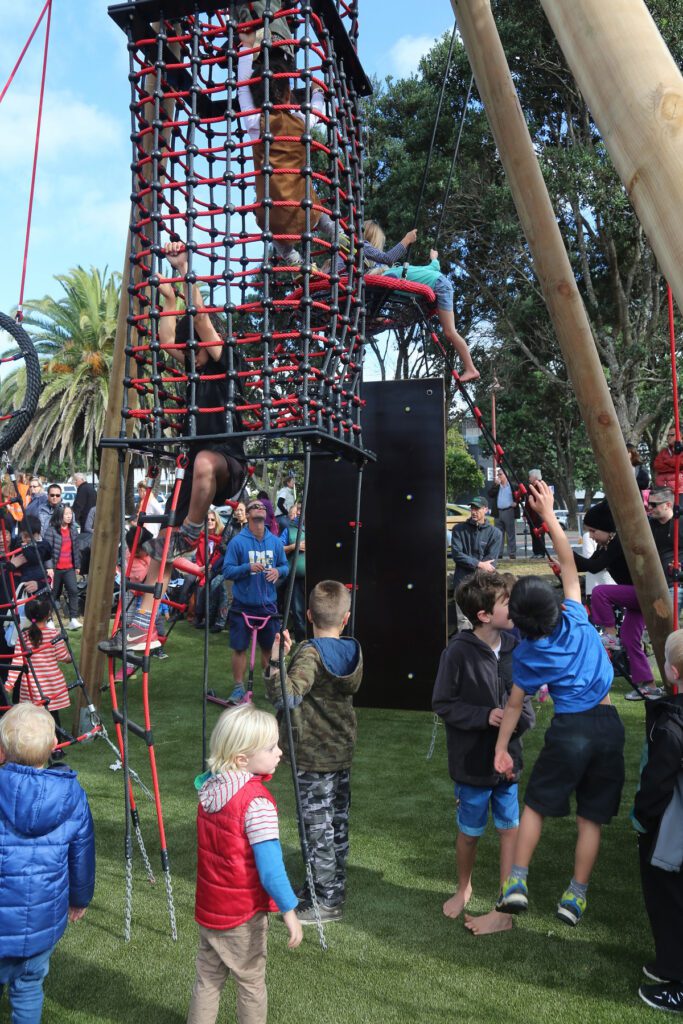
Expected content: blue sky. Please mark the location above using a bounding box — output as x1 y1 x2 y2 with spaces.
0 2 455 318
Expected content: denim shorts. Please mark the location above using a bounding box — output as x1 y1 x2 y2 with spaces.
454 780 519 836
432 273 454 311
228 603 279 652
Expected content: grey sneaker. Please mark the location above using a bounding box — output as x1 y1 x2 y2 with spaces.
624 685 664 701
296 900 343 925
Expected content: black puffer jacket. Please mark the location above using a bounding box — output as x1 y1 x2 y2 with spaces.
432 630 535 787
633 694 683 834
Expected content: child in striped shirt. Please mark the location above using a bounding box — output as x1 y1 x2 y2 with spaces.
5 598 71 751
187 704 302 1024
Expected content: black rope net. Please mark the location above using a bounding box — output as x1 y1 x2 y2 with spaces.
107 0 372 461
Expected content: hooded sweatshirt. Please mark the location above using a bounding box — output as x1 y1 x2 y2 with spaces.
432 630 535 787
222 525 288 609
265 637 363 772
0 763 95 958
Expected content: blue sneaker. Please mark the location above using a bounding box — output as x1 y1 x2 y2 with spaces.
227 685 245 704
556 889 586 926
496 875 528 914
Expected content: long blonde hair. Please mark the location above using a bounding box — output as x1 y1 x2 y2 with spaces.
363 220 386 270
207 704 278 774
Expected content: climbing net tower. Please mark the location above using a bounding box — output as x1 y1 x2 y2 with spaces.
108 0 372 459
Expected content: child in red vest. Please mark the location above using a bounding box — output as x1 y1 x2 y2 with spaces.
187 704 302 1024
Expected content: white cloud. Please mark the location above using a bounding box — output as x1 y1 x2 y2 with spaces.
388 34 439 76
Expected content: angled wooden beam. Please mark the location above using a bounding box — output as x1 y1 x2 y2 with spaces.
451 0 672 679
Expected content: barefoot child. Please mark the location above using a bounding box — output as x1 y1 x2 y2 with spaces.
383 248 480 383
187 704 302 1024
432 570 535 935
494 480 625 926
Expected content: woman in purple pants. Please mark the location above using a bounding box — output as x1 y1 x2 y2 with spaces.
572 501 660 700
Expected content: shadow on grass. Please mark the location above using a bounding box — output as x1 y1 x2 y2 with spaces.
46 951 186 1024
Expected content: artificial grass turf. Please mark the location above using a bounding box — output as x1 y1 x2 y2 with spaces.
29 623 656 1024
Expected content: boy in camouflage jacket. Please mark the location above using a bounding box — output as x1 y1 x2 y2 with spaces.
265 580 363 924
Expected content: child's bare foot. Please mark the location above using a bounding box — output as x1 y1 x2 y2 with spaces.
442 887 472 919
458 368 480 384
464 910 513 935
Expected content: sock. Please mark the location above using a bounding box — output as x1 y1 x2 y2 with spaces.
180 519 203 540
510 864 529 881
132 610 152 629
568 878 588 900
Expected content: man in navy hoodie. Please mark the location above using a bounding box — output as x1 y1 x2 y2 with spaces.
222 499 288 703
0 704 95 1022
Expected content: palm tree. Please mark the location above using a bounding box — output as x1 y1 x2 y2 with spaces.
1 266 120 472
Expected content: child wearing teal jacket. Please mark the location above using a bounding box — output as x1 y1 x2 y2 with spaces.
383 248 479 383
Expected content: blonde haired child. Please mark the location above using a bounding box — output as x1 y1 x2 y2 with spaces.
187 704 302 1024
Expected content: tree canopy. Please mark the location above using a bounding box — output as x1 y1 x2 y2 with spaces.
362 0 683 502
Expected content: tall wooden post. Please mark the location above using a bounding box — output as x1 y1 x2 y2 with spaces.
451 0 673 677
539 0 683 316
74 30 177 727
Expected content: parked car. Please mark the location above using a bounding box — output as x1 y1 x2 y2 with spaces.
58 484 77 507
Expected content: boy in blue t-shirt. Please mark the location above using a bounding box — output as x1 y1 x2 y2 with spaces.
493 480 625 927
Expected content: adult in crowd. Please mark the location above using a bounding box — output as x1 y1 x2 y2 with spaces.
256 489 279 535
451 498 502 630
526 468 548 559
647 487 681 615
9 515 51 614
276 472 296 517
194 509 229 633
487 467 519 560
46 483 63 519
222 498 288 704
71 473 97 532
280 501 306 642
25 478 52 536
653 426 681 491
571 501 661 701
44 505 81 630
626 443 650 493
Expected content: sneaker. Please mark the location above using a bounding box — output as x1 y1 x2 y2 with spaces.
556 889 586 926
643 963 674 984
210 622 226 634
496 875 528 914
624 684 665 701
150 525 199 564
151 648 169 660
600 633 622 652
227 685 245 704
638 982 683 1013
98 622 161 654
67 618 82 630
296 900 343 925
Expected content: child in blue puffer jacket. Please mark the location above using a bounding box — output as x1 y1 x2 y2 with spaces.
0 703 95 1023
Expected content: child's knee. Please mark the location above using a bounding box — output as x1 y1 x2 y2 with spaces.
458 831 479 848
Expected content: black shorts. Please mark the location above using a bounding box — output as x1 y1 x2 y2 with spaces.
171 446 247 523
523 704 625 824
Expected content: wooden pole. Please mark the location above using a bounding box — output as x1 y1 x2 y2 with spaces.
74 30 177 728
451 0 673 678
538 0 683 316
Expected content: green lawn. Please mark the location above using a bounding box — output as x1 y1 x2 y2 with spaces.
29 621 656 1024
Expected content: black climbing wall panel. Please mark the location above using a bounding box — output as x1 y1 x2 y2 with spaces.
306 379 446 711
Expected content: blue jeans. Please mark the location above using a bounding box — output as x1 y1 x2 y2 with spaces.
0 945 55 1024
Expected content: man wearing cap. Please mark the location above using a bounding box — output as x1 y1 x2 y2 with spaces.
221 499 289 703
451 500 502 629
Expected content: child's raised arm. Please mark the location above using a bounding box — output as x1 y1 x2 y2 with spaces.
527 480 581 603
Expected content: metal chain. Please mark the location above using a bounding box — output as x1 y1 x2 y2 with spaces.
426 714 440 761
163 868 178 942
305 861 328 951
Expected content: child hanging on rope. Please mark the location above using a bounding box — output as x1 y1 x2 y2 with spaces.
432 570 535 936
382 246 480 383
100 241 247 654
5 597 72 762
0 703 95 1023
494 479 625 927
186 703 302 1024
265 580 363 925
237 23 341 269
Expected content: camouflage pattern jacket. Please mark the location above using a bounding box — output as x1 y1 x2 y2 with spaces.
265 637 363 772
